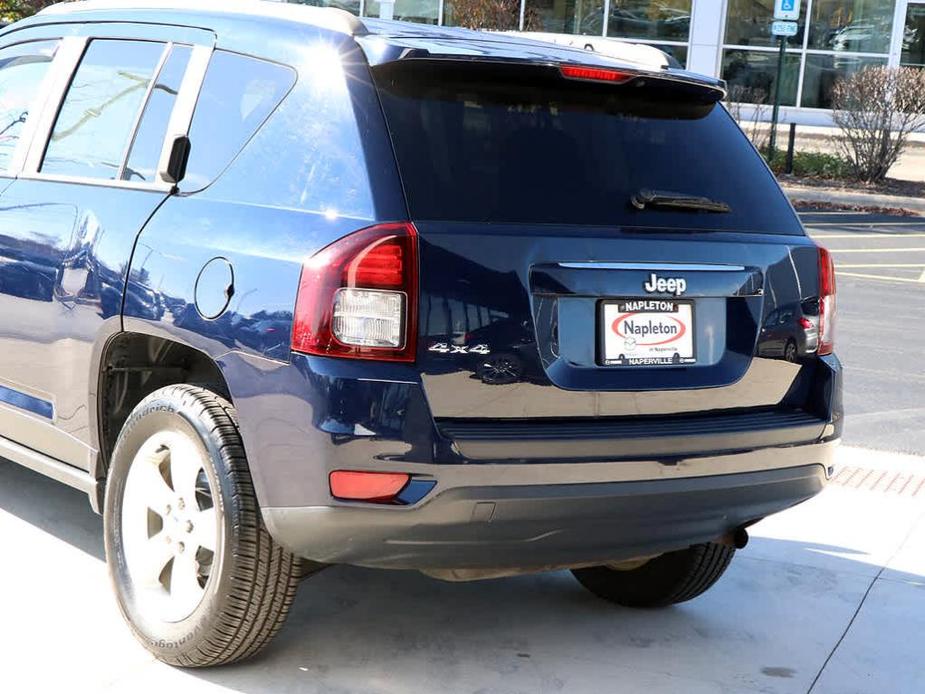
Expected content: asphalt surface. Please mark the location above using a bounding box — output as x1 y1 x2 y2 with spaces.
801 211 925 455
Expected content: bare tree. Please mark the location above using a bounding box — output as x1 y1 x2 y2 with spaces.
724 85 771 153
831 66 925 184
1 0 60 22
444 0 539 31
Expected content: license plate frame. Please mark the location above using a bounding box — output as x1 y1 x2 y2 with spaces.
599 298 697 367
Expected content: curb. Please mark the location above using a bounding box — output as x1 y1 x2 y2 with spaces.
783 185 925 215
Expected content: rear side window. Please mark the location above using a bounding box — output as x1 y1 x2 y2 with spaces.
0 40 58 172
180 51 295 192
374 61 802 234
122 44 192 183
42 39 165 180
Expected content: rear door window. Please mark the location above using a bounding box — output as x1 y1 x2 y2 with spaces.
373 61 802 234
0 40 58 172
180 51 295 192
122 44 192 184
42 39 166 180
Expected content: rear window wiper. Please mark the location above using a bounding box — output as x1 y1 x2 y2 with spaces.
631 189 731 214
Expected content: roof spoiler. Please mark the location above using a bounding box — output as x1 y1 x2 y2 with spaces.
362 40 727 103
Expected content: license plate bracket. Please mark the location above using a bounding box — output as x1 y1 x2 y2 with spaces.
599 299 697 367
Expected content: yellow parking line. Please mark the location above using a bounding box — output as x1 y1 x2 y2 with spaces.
836 271 925 284
829 247 925 253
810 233 925 239
837 263 925 267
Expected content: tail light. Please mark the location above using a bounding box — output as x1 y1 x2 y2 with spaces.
559 65 635 84
817 244 836 355
292 222 418 362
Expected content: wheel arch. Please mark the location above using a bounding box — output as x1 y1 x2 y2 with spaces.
91 329 233 490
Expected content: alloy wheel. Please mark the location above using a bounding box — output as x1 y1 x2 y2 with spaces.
120 431 219 623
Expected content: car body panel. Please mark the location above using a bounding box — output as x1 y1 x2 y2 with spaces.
0 180 168 469
0 5 842 573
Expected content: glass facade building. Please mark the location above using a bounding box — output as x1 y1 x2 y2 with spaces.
288 0 925 123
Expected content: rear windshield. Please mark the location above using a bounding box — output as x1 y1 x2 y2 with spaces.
373 62 802 234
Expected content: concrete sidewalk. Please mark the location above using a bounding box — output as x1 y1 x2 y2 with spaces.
0 446 923 694
784 184 925 216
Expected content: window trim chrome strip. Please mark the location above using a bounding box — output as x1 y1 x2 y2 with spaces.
19 36 88 176
156 43 212 184
557 262 747 272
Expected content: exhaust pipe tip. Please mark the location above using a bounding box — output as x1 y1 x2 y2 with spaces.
719 526 750 550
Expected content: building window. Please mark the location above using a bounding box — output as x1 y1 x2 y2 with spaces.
444 0 527 29
288 0 362 14
605 0 691 41
523 0 604 35
724 0 896 111
364 0 439 24
807 0 896 54
725 0 807 48
283 0 690 66
801 54 887 108
723 49 801 106
901 3 925 67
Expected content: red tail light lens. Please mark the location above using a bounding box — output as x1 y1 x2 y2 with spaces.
817 244 836 356
559 65 636 84
291 222 418 362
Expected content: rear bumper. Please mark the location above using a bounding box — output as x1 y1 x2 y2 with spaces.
262 442 834 571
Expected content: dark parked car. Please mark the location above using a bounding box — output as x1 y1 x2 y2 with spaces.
0 0 840 668
758 299 820 362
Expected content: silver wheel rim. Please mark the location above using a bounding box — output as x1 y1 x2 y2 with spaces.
121 430 220 623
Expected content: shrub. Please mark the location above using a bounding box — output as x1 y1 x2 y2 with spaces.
765 150 853 179
831 66 925 184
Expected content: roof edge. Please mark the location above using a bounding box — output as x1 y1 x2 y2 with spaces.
37 0 368 36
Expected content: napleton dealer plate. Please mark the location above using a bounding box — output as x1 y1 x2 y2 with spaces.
601 299 696 366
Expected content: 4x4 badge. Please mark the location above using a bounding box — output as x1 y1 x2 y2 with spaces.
428 343 491 355
643 273 687 296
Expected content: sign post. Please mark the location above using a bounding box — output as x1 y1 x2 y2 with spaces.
768 0 801 161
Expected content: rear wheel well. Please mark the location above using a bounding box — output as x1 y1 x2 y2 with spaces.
97 332 231 478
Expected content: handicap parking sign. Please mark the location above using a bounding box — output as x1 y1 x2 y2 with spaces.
774 0 801 20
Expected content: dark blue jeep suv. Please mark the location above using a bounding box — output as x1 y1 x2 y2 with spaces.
0 0 841 667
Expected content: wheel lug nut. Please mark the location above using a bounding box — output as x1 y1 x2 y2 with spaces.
185 521 194 533
177 542 185 553
165 504 172 515
165 535 172 544
177 499 185 511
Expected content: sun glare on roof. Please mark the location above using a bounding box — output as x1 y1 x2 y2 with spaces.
302 43 347 95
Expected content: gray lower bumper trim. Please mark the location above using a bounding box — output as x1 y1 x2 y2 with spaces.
263 462 828 571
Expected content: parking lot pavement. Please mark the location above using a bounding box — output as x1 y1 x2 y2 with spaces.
2 445 924 694
802 212 925 456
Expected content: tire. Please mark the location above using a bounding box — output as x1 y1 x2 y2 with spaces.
571 543 735 608
104 384 301 667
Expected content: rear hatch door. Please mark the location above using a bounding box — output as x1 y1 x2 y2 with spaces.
370 58 823 422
